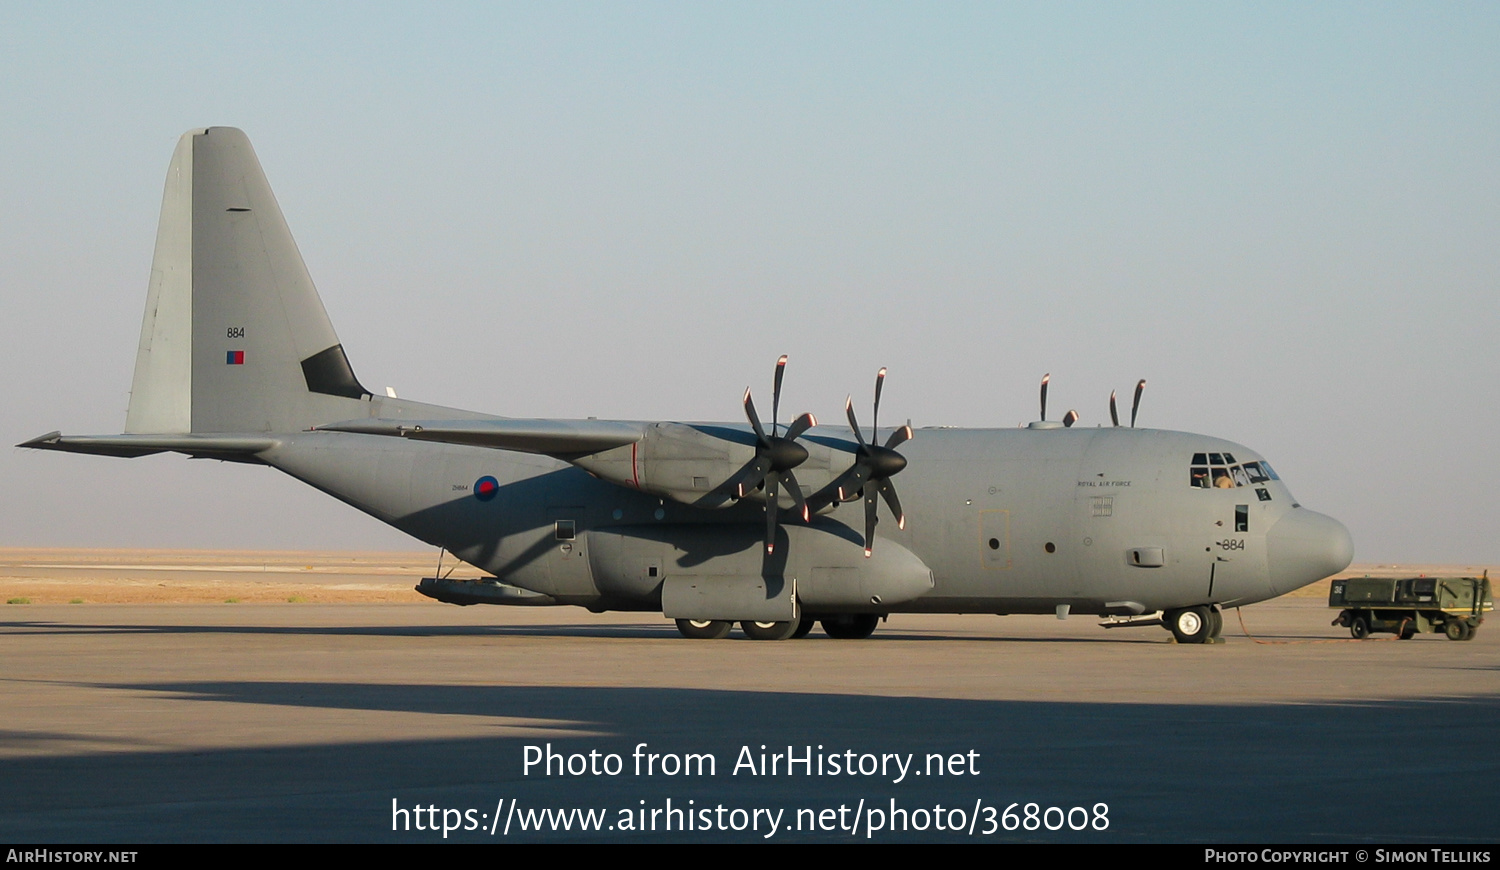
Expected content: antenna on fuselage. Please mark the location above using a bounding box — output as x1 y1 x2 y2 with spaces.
1039 373 1050 421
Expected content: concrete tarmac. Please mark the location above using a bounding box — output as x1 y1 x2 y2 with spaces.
2 597 1496 842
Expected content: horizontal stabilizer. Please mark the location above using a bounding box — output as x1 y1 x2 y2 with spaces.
19 431 278 460
316 418 644 457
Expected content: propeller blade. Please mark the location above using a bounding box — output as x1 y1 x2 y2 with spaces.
733 455 772 498
831 464 867 502
785 412 817 441
781 471 809 522
885 424 912 450
863 486 879 556
1040 373 1050 421
878 479 905 530
845 396 866 448
872 367 886 437
743 388 767 442
1131 379 1146 428
1062 409 1078 428
771 355 787 436
764 473 780 554
1109 390 1119 427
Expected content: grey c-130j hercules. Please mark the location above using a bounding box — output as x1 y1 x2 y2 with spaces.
23 127 1354 642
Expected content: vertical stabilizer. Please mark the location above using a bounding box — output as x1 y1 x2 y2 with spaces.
125 130 200 433
124 127 370 434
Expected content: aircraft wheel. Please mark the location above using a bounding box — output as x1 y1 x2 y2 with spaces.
1350 616 1370 640
675 619 732 640
1167 606 1212 644
1445 620 1466 641
821 614 879 640
791 615 817 639
1208 608 1224 639
741 620 798 641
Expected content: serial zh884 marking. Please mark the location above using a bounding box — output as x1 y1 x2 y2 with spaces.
23 128 1354 642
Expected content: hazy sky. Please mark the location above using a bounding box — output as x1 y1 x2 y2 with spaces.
4 3 1497 563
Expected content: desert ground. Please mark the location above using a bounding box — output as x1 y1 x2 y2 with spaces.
2 550 1494 843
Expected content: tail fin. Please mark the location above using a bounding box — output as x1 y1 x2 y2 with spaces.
125 127 370 435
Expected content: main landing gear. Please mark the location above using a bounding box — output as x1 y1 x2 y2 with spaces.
672 613 882 640
675 618 733 639
1163 605 1224 644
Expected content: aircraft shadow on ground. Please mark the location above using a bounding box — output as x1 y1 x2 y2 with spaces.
0 681 1496 843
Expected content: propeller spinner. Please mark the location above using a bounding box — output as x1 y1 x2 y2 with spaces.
829 367 911 557
736 355 816 554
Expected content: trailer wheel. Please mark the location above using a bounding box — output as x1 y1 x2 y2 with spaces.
1350 616 1370 640
1462 623 1479 641
1398 621 1417 640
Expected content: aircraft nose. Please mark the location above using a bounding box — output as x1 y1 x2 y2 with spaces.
1265 509 1354 596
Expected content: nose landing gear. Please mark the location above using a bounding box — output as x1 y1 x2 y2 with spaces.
1163 605 1224 644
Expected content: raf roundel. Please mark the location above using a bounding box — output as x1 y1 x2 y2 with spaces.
473 475 499 502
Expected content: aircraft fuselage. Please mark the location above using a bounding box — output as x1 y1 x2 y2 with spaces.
259 422 1348 618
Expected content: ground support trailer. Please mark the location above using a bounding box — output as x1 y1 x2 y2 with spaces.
1330 573 1491 641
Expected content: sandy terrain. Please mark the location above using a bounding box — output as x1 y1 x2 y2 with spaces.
0 548 444 604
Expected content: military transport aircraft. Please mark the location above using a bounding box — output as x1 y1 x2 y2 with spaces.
23 128 1354 642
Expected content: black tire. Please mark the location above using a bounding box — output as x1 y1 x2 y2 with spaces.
1168 606 1212 644
676 618 732 639
741 620 798 641
1398 621 1417 640
1445 619 1466 641
1461 623 1479 641
1350 616 1370 640
791 615 816 639
1208 607 1224 639
821 614 880 640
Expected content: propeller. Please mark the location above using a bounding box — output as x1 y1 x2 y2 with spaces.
827 367 911 557
1041 373 1076 427
1109 379 1147 427
735 355 816 554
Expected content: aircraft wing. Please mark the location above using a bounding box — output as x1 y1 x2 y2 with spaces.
315 418 644 458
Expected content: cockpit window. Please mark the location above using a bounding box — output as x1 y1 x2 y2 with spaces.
1189 454 1277 488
